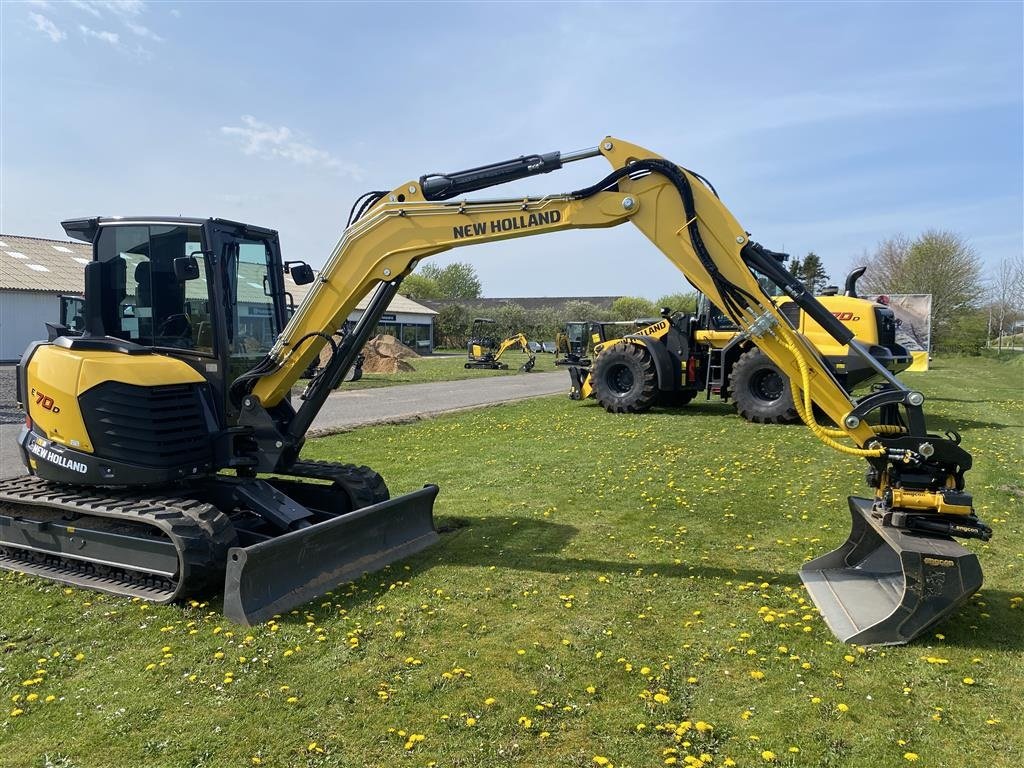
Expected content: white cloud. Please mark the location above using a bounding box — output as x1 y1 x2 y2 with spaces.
79 25 120 45
30 12 66 42
169 8 180 17
220 116 363 179
68 0 102 17
70 1 144 17
125 20 162 41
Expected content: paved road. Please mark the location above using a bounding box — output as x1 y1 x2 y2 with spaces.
0 371 568 479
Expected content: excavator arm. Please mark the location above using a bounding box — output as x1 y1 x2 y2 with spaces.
231 137 989 643
250 139 885 450
494 333 530 361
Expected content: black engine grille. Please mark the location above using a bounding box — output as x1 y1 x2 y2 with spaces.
874 307 898 347
79 381 214 468
779 302 802 329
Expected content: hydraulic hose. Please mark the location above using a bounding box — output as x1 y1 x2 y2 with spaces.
771 320 886 457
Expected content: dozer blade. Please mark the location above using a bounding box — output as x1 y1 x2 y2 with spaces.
223 485 439 626
800 496 982 646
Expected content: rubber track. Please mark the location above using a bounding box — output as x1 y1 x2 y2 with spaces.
0 475 237 603
285 460 390 509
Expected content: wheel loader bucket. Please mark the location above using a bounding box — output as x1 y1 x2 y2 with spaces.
800 497 982 646
223 485 439 626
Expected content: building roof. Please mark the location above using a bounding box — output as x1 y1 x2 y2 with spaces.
354 292 437 316
0 234 92 293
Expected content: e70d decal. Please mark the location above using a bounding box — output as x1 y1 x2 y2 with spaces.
31 388 61 414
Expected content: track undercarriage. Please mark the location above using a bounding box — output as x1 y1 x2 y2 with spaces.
0 461 439 624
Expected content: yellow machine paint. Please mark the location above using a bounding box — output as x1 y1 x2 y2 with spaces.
25 344 205 453
776 294 882 358
908 351 930 371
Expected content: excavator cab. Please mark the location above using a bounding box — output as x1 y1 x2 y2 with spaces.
467 317 499 361
6 216 438 624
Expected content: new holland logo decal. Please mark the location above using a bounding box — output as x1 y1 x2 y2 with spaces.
452 210 562 240
28 442 87 474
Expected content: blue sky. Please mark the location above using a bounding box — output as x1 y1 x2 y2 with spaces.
2 1 1021 299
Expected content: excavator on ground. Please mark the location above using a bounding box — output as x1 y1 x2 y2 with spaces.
563 274 912 422
465 318 536 371
1 138 991 644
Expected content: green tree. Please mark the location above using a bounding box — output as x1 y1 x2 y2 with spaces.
400 273 442 300
491 303 531 340
434 303 472 348
786 254 804 281
655 291 698 313
529 306 562 341
935 308 988 355
800 251 830 294
611 296 659 321
861 230 984 348
420 262 482 299
560 300 616 323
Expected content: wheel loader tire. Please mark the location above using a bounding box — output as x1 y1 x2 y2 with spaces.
659 389 696 408
729 348 800 424
591 342 659 413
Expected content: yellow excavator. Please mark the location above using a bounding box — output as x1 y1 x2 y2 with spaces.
465 318 536 371
2 138 990 645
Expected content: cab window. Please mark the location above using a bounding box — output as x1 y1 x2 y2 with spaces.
96 224 213 353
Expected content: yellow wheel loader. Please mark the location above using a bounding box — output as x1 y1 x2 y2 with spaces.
565 274 912 422
465 318 536 371
1 138 990 644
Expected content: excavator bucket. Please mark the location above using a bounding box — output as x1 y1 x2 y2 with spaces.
223 485 439 626
801 497 982 645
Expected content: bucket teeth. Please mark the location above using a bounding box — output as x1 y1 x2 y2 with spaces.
800 497 982 646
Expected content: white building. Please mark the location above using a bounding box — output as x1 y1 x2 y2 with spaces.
0 234 90 362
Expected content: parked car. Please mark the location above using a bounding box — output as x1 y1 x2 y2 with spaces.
541 341 557 353
527 341 543 353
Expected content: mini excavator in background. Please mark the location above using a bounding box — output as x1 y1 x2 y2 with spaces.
1 138 991 644
465 318 536 371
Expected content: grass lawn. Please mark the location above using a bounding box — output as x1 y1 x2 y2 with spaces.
328 350 559 391
1 357 1021 768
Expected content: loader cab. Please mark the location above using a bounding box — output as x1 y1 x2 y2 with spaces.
695 293 738 332
61 216 298 419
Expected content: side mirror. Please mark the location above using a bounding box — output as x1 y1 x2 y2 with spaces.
286 261 315 285
174 255 200 281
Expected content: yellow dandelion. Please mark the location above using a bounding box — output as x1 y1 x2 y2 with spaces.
761 751 776 762
837 703 849 712
904 754 920 762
